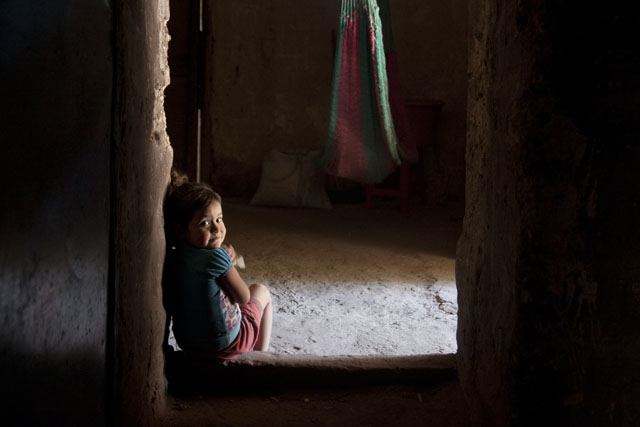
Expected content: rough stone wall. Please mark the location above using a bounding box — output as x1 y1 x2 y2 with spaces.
201 0 467 201
457 1 640 425
0 1 113 425
112 0 173 425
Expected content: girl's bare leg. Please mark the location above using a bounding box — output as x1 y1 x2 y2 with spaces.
249 283 272 351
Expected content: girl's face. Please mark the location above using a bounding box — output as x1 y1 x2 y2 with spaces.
181 201 226 249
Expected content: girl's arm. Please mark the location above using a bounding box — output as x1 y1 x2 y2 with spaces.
218 266 251 305
221 243 237 264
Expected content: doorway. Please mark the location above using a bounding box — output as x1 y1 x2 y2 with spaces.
164 0 465 357
165 0 202 181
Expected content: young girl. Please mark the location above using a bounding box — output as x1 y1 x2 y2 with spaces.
163 179 272 360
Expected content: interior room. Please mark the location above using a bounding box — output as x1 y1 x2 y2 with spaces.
163 0 466 359
1 1 638 426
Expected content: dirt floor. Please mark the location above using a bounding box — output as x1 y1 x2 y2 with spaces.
162 380 472 427
167 198 462 357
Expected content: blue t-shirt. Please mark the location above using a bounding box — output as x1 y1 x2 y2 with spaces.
166 243 241 352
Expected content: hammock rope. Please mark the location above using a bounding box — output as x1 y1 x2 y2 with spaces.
322 0 415 184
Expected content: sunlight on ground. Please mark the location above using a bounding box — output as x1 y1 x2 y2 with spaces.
268 279 458 356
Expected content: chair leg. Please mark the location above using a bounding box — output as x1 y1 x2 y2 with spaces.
399 163 410 212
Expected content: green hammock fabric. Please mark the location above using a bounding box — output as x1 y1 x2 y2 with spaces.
321 0 402 184
379 0 418 164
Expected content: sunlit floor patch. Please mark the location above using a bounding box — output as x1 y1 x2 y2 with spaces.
269 279 457 356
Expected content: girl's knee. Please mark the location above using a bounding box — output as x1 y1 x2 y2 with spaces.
249 283 271 306
249 283 269 294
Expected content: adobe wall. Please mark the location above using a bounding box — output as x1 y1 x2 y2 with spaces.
0 1 112 425
112 0 173 425
201 0 468 202
457 1 640 425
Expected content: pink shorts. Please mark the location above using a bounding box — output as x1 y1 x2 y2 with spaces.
213 298 264 360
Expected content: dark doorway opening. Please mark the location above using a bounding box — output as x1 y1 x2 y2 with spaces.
165 0 202 180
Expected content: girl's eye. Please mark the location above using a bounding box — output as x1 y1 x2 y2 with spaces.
215 217 223 224
200 220 210 227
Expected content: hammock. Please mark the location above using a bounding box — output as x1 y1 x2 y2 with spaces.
322 0 417 184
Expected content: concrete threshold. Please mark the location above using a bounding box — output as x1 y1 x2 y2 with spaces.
165 350 458 394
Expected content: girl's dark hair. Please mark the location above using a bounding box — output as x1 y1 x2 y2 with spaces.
163 174 221 245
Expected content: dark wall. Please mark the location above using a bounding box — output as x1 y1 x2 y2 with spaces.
0 1 173 425
392 0 468 202
0 1 112 425
458 1 640 425
112 0 173 425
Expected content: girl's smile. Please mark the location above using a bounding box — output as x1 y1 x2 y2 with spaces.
181 201 226 249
